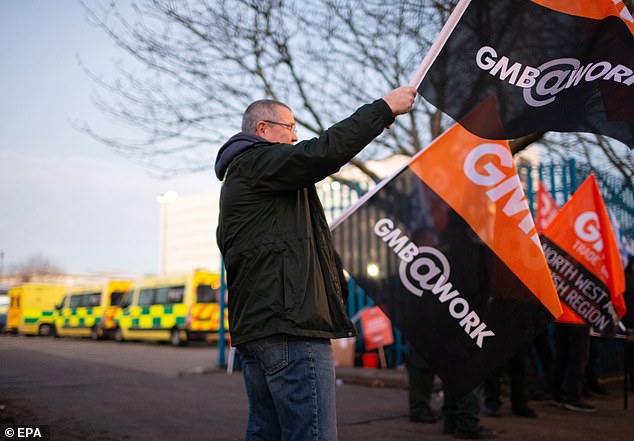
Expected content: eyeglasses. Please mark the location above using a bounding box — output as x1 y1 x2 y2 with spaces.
263 120 297 134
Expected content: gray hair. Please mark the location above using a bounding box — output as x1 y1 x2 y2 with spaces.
241 99 291 133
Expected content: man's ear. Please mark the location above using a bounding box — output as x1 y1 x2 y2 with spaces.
255 120 268 137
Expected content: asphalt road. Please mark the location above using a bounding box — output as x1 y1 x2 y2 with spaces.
1 335 633 441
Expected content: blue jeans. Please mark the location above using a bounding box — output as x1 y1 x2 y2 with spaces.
237 335 337 441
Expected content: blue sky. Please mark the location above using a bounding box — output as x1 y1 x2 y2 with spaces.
0 1 217 276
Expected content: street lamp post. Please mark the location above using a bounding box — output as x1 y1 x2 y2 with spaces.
156 191 178 275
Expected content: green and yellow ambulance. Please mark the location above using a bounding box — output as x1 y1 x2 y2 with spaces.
7 283 66 336
54 279 132 340
114 270 228 346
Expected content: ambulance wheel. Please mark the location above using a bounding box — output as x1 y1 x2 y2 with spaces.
170 328 184 347
114 328 125 343
38 324 53 336
90 327 101 341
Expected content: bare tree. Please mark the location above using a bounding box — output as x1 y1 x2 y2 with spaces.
10 254 64 283
78 0 632 188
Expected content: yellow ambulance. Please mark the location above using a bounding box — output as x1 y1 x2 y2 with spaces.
0 287 9 332
114 270 228 346
54 280 132 340
7 283 66 336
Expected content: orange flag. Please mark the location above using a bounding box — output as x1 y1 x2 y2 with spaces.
542 175 626 333
332 122 561 395
408 124 562 319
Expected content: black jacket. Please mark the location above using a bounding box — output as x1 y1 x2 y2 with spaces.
216 99 394 345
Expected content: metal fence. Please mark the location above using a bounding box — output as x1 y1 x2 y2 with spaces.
519 158 633 238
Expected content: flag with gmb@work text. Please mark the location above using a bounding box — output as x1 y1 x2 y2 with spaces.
417 0 634 149
331 122 561 395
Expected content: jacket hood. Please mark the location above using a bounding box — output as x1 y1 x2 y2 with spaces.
214 132 268 180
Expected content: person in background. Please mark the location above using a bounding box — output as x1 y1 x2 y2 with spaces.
215 86 416 441
407 345 440 424
483 344 537 418
550 320 595 412
406 228 442 424
437 212 496 439
443 385 495 440
530 328 554 400
583 337 609 397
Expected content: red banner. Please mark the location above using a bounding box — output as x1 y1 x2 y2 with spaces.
535 180 559 233
360 306 394 351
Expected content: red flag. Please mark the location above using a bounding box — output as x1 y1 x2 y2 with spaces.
332 123 561 395
541 175 626 333
417 0 634 149
535 180 559 233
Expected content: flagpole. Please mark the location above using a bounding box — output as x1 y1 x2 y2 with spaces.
330 0 473 231
409 0 472 89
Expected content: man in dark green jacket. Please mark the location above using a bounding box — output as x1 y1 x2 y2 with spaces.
215 86 416 441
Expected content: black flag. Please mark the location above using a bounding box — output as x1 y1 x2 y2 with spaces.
418 0 634 149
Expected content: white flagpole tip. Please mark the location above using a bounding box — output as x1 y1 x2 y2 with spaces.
409 0 473 90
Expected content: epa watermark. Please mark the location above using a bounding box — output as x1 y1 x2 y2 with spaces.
2 425 50 440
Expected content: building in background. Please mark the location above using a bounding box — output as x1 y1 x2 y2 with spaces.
157 190 221 275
